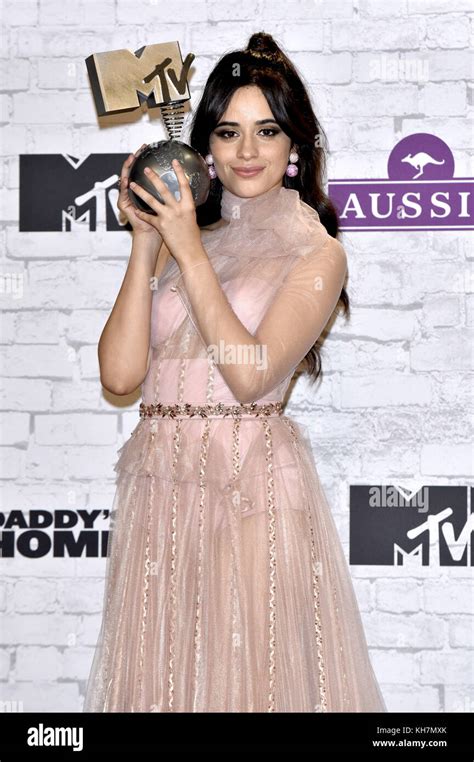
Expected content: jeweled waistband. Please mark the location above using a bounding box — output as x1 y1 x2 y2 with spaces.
139 401 283 419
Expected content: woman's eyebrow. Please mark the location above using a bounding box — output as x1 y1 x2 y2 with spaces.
214 119 280 127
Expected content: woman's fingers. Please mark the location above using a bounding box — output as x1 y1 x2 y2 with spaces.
124 143 145 180
134 160 190 206
171 159 191 191
122 149 191 216
119 153 135 193
117 146 148 221
171 159 192 203
129 178 163 214
134 207 159 227
117 159 132 220
140 166 176 205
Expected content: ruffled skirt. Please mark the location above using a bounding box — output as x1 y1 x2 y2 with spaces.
83 414 386 712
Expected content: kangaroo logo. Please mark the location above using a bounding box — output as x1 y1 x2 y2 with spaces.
401 151 446 179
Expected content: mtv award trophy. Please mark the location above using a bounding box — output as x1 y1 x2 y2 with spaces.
85 41 210 214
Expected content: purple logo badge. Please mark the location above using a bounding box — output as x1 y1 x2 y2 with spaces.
329 133 473 231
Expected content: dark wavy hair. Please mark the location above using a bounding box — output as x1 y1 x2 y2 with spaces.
189 31 350 383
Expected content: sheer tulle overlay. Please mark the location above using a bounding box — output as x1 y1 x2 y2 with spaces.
84 185 386 712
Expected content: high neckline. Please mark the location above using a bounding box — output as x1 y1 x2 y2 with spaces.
169 183 329 263
220 184 284 222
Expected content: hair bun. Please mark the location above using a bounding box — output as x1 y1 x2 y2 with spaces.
246 32 283 62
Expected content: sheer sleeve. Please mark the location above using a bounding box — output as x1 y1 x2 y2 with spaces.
174 234 347 404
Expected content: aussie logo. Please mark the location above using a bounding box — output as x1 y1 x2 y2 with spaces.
329 133 473 231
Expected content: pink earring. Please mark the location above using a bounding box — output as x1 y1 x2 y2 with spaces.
286 150 299 177
205 153 217 179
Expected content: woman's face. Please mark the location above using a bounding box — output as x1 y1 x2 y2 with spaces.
208 85 292 200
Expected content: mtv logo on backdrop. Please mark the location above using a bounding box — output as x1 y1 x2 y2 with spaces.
19 153 131 232
350 485 473 567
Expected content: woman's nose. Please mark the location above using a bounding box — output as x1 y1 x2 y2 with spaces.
236 136 258 158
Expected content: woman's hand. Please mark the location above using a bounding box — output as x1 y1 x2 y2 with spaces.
129 159 203 262
117 144 162 243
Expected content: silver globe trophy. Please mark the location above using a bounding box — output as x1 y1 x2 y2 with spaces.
85 41 210 215
127 118 210 215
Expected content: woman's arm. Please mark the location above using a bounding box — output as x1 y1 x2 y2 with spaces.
175 235 348 404
127 160 348 404
98 233 166 396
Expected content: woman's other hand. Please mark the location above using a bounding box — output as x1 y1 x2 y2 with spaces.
128 158 203 261
117 144 163 244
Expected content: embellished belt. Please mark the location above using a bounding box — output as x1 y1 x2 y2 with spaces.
139 401 284 419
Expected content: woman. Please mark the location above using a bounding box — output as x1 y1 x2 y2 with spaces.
84 32 386 713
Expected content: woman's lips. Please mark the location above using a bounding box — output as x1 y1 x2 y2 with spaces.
232 167 264 177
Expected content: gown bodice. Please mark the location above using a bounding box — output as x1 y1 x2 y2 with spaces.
140 183 347 408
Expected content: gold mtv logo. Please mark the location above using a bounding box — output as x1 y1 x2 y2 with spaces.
85 41 194 116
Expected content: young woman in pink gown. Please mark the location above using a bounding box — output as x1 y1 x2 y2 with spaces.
84 32 386 713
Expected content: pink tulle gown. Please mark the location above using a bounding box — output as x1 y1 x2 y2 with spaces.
83 184 386 713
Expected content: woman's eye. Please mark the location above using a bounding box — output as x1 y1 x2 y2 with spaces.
216 130 237 139
215 128 280 139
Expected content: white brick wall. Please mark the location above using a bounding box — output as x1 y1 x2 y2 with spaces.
0 0 472 714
